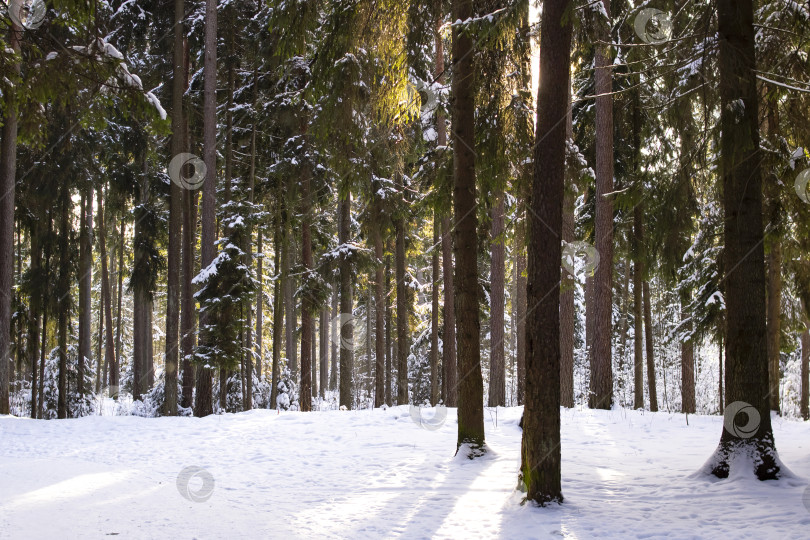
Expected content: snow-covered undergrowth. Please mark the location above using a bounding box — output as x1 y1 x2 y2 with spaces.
1 407 808 539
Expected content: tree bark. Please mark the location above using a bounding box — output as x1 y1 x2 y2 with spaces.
560 99 575 409
57 181 70 418
801 322 808 421
766 239 781 413
590 0 614 410
180 188 197 408
300 152 313 412
0 23 20 415
320 306 328 398
521 0 571 504
114 220 125 394
384 256 393 405
284 225 297 379
97 191 117 401
488 189 505 407
339 195 354 408
374 203 386 407
28 224 42 417
680 290 696 414
256 230 264 381
270 209 283 408
429 213 440 405
642 277 658 412
78 190 92 399
194 0 217 417
330 286 338 392
633 257 644 410
395 189 409 405
452 0 485 452
709 0 780 480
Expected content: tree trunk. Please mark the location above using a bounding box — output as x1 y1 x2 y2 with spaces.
134 161 154 402
374 204 386 407
300 155 313 412
114 220 125 393
521 0 571 503
429 213 440 405
28 225 42 417
78 190 92 399
97 191 118 401
395 190 409 405
180 188 197 408
709 0 780 480
800 322 808 421
339 195 354 408
680 290 696 413
270 209 283 409
766 239 781 413
0 23 20 415
330 286 338 392
590 0 614 411
320 306 328 398
452 0 485 453
719 334 724 414
488 189 505 407
57 180 71 418
284 226 297 379
642 277 658 412
560 98 575 409
385 257 393 405
256 230 264 381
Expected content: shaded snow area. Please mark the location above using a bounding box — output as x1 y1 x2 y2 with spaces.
1 407 809 539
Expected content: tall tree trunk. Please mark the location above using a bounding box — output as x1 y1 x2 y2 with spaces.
284 227 297 378
680 290 696 413
300 154 313 412
78 190 92 399
270 210 283 408
256 230 264 381
28 225 42 417
709 0 779 480
801 322 808 421
590 0 614 410
243 75 258 412
338 195 354 409
320 306 328 398
330 286 338 392
57 181 71 418
766 240 781 413
719 334 724 414
384 257 392 405
180 188 197 408
489 189 505 407
642 277 658 412
0 23 20 415
97 191 117 400
114 220 125 392
374 203 386 408
521 0 571 503
560 92 575 409
134 159 153 402
395 189 409 405
633 257 644 409
515 205 527 406
429 214 440 405
194 0 217 417
452 0 484 452
38 296 47 419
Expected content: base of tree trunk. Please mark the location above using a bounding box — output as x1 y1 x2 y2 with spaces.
455 442 487 460
699 437 788 481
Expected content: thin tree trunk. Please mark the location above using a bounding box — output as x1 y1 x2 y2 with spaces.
680 290 696 413
256 230 264 381
320 306 328 398
39 298 47 419
560 97 575 408
114 220 125 392
0 23 20 414
270 209 283 408
643 278 658 412
284 225 297 379
28 225 41 417
719 334 724 414
520 0 571 503
429 214 440 405
194 0 217 417
134 159 153 402
300 154 313 412
489 189 505 407
180 188 197 408
515 205 527 406
78 190 92 399
451 0 484 452
767 240 781 413
395 190 409 405
633 258 644 409
339 195 354 408
800 323 808 421
57 181 70 418
385 257 392 405
374 203 386 408
97 191 117 401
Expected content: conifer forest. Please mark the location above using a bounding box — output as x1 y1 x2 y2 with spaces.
1 0 810 537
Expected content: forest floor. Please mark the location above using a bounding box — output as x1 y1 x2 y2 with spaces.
1 406 808 539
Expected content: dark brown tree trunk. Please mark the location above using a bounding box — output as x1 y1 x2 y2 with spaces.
489 189 505 407
395 190 409 405
320 307 328 398
57 182 70 418
719 334 724 414
521 0 571 503
384 257 392 405
28 225 41 417
39 299 47 419
680 290 696 413
300 156 313 412
180 188 197 408
97 191 118 400
452 0 485 453
429 214 440 405
114 220 125 392
270 208 283 408
134 159 154 402
194 0 217 417
78 190 92 399
642 276 658 412
515 206 527 406
766 240 781 413
284 226 297 378
0 23 20 415
256 230 263 381
801 321 808 421
633 257 644 409
590 0 614 411
560 97 575 409
374 203 386 408
709 0 780 480
330 286 339 392
339 195 354 408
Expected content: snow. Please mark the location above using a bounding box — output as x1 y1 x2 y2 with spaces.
1 407 808 538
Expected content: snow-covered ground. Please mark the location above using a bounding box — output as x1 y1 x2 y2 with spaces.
1 406 808 539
